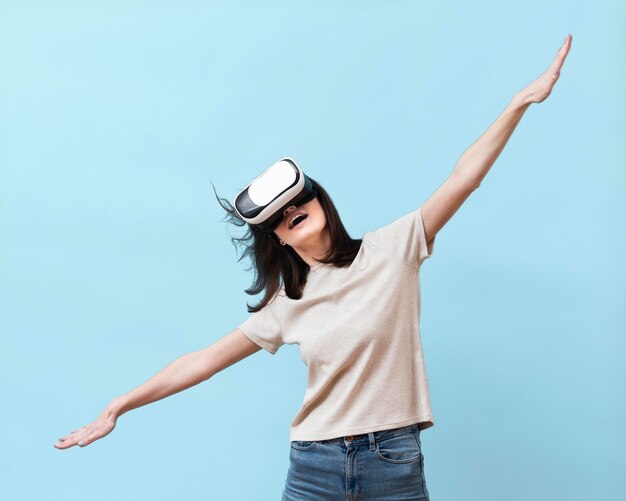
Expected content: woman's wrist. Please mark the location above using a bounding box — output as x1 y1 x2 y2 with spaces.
512 91 534 109
107 396 127 419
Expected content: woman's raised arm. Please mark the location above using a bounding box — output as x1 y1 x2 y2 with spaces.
420 34 573 244
54 328 262 450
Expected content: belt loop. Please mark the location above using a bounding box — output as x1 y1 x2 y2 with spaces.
368 432 376 451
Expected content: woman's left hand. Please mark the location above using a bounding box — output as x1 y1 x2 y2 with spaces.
517 34 572 104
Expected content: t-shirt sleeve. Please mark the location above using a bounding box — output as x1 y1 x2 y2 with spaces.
237 296 284 355
366 205 436 269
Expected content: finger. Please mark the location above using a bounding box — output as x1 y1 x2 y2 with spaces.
551 46 564 71
56 428 90 448
77 431 97 447
553 34 572 69
74 430 89 445
61 437 86 449
59 428 80 441
54 439 76 449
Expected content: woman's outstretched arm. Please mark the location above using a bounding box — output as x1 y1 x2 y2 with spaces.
54 328 261 450
420 34 573 243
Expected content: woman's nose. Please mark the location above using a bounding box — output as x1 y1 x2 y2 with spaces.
283 205 296 216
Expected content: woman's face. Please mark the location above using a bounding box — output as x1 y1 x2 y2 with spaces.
273 196 328 248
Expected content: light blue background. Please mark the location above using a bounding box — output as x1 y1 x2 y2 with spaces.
1 1 624 500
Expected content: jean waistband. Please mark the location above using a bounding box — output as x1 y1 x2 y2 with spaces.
322 422 420 447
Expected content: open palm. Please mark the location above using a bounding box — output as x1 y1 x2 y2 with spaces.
519 34 572 104
54 407 117 449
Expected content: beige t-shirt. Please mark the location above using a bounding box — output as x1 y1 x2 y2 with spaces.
237 205 436 442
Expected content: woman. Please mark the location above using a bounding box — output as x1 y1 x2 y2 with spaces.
55 35 572 500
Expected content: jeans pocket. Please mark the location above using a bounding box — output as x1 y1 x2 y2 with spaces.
375 431 422 464
290 440 317 451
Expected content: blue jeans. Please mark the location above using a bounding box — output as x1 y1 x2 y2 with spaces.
282 423 430 500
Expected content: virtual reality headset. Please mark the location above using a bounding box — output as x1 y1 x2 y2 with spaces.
233 157 318 233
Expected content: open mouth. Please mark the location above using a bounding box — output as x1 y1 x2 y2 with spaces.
288 213 308 229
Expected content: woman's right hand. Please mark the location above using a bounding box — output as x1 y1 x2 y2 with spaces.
54 400 120 450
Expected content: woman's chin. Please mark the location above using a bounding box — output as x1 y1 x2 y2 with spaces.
289 226 322 245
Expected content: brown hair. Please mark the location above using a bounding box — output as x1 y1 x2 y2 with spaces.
212 177 362 312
